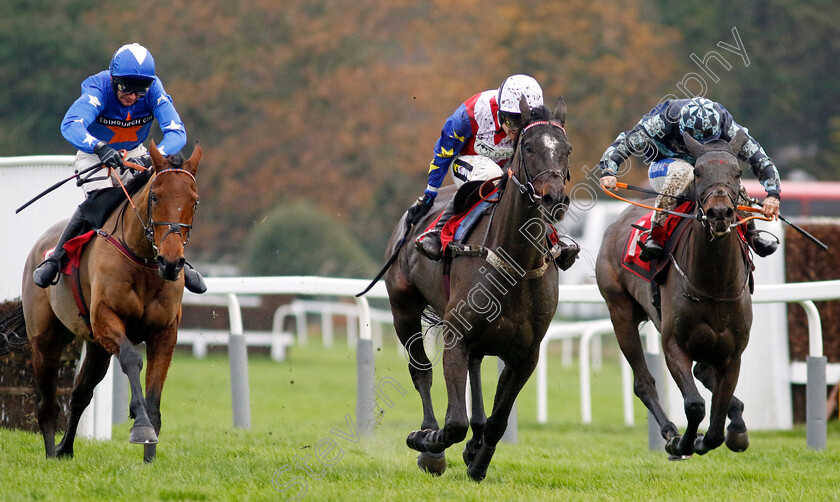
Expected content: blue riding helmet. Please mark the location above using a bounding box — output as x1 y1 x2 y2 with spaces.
678 97 721 143
109 43 155 95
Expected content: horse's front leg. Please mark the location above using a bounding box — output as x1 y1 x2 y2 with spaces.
466 355 538 482
406 337 469 456
141 326 178 462
56 341 112 458
695 358 742 455
693 362 748 452
463 354 487 468
662 336 704 458
93 306 157 446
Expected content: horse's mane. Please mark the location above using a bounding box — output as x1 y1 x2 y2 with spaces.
166 153 186 169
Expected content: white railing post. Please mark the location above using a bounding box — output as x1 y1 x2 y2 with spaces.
227 293 251 429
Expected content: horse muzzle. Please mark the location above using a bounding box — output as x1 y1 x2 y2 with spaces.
704 204 736 238
157 255 185 282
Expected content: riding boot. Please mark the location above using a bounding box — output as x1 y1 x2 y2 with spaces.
555 242 581 271
32 207 87 288
183 262 207 294
745 220 778 257
639 222 666 262
415 198 457 261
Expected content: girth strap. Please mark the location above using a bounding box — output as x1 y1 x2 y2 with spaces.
449 243 551 280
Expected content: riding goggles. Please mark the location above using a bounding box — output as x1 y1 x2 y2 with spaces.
500 112 522 131
113 76 153 97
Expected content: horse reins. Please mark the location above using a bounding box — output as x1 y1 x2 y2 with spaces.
107 153 197 258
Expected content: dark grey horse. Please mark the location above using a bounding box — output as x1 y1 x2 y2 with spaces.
596 131 753 458
385 96 572 481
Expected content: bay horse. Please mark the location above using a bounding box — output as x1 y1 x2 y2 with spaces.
385 97 571 481
21 142 201 462
596 131 753 458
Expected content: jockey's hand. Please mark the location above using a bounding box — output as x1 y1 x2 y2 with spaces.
600 175 617 191
406 193 435 225
762 196 780 219
93 141 124 170
123 154 151 174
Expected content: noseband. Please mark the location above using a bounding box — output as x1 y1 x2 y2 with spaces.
144 167 197 255
508 120 568 204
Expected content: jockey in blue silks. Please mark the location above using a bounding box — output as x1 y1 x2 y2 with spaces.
33 43 205 293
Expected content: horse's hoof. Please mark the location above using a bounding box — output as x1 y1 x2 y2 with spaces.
667 454 692 461
664 436 682 456
725 430 749 452
467 463 488 482
463 439 481 467
55 443 74 459
129 425 159 444
417 452 446 476
693 434 708 455
406 429 430 452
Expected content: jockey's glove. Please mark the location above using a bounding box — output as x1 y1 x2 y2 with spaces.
93 141 125 170
122 154 152 174
405 193 435 225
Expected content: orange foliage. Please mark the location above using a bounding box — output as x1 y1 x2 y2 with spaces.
88 0 680 260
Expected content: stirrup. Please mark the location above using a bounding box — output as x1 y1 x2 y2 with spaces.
32 257 61 288
415 229 443 261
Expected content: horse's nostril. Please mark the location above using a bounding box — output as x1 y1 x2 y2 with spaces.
726 207 735 219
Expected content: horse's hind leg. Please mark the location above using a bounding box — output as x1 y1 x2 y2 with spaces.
56 341 111 458
29 324 68 458
462 354 487 468
693 362 748 452
466 356 537 482
393 306 445 474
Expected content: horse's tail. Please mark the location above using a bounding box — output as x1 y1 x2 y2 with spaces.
0 301 28 356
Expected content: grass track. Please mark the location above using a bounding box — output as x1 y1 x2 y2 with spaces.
1 341 839 501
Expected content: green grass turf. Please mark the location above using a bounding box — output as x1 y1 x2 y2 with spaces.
1 339 839 501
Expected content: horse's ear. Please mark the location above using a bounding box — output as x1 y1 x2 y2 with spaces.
186 142 202 176
553 96 567 127
519 94 532 122
728 129 749 155
682 131 704 158
149 141 165 171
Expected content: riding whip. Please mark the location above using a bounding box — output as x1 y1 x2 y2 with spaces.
356 221 413 297
15 163 104 214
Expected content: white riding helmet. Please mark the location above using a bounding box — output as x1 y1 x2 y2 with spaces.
497 74 544 114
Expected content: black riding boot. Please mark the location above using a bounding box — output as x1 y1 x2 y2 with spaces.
32 207 86 288
415 198 457 261
183 262 207 294
745 220 778 257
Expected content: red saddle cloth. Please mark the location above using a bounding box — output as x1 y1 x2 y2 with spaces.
42 230 96 275
621 202 693 280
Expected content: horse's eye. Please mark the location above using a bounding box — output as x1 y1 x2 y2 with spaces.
693 168 699 177
736 170 742 178
150 192 158 203
524 144 533 153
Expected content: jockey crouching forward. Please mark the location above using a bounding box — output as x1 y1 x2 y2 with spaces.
598 97 781 261
409 74 579 267
32 43 206 293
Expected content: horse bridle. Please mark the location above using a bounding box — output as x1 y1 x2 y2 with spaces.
508 120 569 204
691 151 740 232
143 167 198 255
